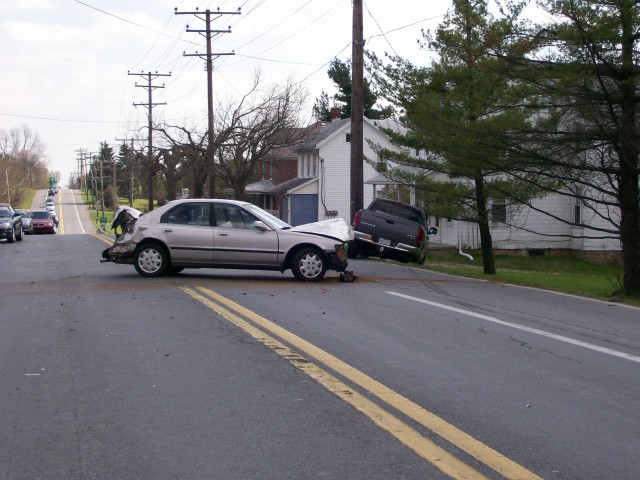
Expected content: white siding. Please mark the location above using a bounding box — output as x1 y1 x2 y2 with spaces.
314 121 393 221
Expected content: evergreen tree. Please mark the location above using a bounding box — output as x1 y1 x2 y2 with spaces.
502 0 640 295
370 0 532 275
313 58 392 121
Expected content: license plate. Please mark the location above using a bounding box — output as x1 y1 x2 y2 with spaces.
379 237 391 246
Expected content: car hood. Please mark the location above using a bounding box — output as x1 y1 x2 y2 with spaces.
287 218 354 242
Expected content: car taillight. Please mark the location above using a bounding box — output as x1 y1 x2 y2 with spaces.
352 210 362 226
416 226 425 245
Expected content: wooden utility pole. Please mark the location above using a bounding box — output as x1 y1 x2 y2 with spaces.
350 0 364 220
128 70 170 211
74 148 86 193
175 7 239 198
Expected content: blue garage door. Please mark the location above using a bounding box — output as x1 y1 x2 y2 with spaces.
290 194 318 226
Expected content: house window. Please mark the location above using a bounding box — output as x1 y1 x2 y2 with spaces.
312 157 317 177
574 197 581 225
491 201 506 223
434 216 440 227
345 133 351 143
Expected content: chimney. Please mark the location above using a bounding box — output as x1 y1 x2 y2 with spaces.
330 106 341 122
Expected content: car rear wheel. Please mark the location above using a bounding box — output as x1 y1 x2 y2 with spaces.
134 243 169 277
291 248 327 282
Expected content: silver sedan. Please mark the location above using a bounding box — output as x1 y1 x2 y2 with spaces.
101 199 353 282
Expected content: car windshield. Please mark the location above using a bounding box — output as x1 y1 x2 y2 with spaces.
0 208 11 216
243 204 291 229
31 211 50 219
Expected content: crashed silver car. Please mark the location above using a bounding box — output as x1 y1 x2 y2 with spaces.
101 199 354 282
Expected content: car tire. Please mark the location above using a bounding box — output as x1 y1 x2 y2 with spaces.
134 243 169 277
291 247 327 282
7 229 15 243
16 228 23 241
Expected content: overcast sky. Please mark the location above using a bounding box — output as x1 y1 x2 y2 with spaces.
1 0 456 186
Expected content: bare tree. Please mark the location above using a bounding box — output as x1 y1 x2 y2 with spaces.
158 72 309 200
215 75 309 200
0 125 48 204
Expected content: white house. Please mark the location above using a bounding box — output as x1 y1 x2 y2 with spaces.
248 113 622 257
277 115 415 226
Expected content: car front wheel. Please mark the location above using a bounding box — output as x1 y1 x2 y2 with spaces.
16 228 23 241
291 248 327 282
134 243 169 277
6 228 15 243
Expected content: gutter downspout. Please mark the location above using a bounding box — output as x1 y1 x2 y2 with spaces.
458 220 473 261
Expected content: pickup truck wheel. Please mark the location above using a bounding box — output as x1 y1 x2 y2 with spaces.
134 243 169 277
292 248 327 282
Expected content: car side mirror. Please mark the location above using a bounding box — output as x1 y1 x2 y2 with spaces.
253 220 269 231
428 227 438 235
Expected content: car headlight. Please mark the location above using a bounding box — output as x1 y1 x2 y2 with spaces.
0 222 10 228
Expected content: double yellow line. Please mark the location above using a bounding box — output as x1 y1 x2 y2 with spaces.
182 286 542 480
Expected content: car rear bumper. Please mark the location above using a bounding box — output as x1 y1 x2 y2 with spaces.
352 233 425 263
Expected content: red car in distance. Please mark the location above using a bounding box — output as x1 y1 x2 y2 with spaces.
30 210 57 234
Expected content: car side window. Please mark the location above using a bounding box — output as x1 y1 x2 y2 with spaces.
162 203 210 226
213 204 259 230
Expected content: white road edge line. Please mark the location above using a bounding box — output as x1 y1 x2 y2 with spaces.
70 189 86 234
387 291 640 364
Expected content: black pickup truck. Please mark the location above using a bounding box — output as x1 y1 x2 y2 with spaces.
349 198 437 264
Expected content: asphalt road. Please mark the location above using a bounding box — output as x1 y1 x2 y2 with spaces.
2 191 639 479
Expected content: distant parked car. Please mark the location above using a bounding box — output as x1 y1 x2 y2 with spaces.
0 203 24 243
15 209 33 234
30 210 56 234
101 199 353 281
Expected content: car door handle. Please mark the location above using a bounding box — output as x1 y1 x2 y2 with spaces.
163 228 173 232
218 232 229 236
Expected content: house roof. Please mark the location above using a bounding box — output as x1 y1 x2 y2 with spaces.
364 172 398 185
245 179 275 194
294 119 350 151
295 117 410 153
270 177 315 194
245 177 316 194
